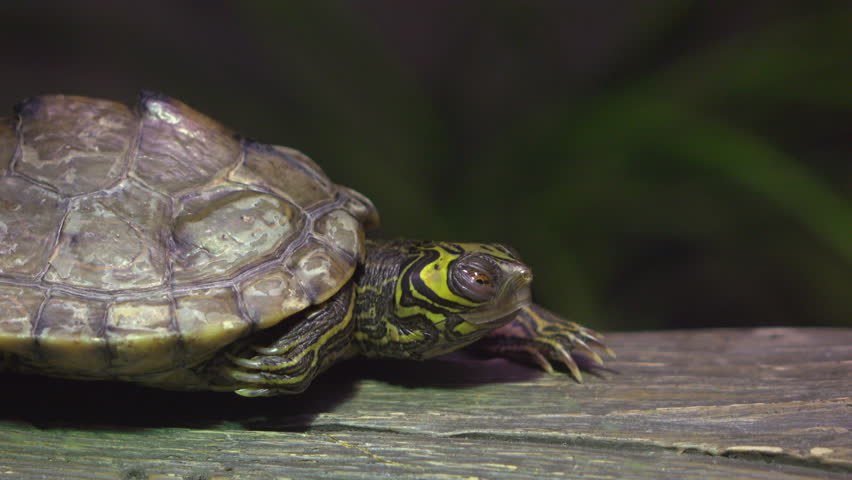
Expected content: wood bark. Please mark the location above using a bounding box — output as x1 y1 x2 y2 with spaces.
0 327 849 479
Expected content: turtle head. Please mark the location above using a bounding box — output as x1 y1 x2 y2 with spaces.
354 240 533 359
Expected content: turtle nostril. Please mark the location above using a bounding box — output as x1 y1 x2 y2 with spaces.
515 265 533 285
507 265 533 290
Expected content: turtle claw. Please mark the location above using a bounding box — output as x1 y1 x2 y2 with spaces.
551 343 583 382
235 387 275 397
584 336 616 359
525 346 556 374
226 352 264 369
222 344 314 395
570 337 604 367
475 304 613 381
252 345 288 355
225 361 312 396
226 368 266 384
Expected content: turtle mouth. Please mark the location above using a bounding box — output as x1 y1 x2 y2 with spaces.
460 283 532 326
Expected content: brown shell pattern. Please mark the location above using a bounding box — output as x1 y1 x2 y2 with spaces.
0 93 376 376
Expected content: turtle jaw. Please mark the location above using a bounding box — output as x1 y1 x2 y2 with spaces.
459 284 532 327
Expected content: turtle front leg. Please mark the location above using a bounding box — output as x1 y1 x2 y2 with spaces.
223 285 357 396
473 304 615 382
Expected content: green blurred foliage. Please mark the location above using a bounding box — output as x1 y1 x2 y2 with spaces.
0 1 849 330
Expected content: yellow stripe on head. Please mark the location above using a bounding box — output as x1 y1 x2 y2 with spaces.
416 245 480 308
394 242 524 325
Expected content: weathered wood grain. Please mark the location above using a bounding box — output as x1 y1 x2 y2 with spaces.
0 327 849 480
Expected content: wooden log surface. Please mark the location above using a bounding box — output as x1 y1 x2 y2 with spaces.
0 327 849 479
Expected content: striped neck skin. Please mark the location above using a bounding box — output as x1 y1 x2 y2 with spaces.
352 239 532 360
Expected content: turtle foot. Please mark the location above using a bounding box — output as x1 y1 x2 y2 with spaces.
474 304 614 382
222 286 356 396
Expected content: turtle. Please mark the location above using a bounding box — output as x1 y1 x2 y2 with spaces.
0 92 613 396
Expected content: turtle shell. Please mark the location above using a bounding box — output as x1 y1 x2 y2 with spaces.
0 92 378 379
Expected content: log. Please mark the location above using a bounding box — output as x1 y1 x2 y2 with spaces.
0 327 849 479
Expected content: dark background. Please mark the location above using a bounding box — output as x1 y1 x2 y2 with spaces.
1 1 849 332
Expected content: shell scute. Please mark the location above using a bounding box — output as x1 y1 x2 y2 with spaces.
36 292 108 374
106 294 178 375
171 186 303 285
133 92 241 196
174 287 251 360
43 180 170 291
231 142 334 208
0 176 64 279
15 95 134 196
337 186 380 230
239 265 311 329
287 238 357 304
315 208 365 262
0 285 43 356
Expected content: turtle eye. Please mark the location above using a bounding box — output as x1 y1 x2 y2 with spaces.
450 257 498 303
